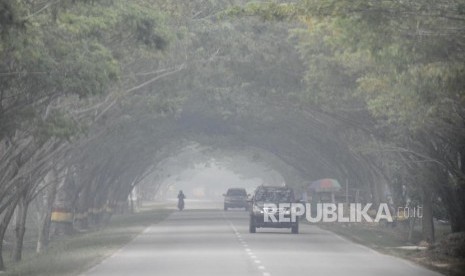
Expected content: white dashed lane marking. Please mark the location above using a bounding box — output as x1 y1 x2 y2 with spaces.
226 217 272 276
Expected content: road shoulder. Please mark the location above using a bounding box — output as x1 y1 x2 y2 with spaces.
314 222 464 276
5 207 172 276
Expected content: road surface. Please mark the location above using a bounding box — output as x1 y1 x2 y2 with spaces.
83 205 442 276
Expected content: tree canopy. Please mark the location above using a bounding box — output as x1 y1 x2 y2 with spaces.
0 0 464 270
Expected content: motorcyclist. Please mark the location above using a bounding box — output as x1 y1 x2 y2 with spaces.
177 190 186 210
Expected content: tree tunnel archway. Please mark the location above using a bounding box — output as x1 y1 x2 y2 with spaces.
64 91 382 221
2 1 465 269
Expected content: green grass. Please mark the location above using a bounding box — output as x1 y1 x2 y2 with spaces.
321 223 417 247
4 207 172 276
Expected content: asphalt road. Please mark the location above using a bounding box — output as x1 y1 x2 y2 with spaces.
83 204 442 276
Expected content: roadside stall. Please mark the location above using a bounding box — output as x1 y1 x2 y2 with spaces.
308 178 342 203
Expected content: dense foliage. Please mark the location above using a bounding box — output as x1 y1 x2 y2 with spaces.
0 0 463 271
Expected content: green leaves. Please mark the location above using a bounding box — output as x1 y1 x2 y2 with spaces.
0 0 175 140
224 2 298 21
36 111 81 143
53 40 119 98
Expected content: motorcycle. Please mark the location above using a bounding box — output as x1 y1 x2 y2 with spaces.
177 198 185 211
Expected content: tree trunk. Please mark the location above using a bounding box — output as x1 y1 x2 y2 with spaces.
408 216 416 243
37 170 59 253
129 189 135 214
0 198 20 271
74 184 90 231
50 167 74 235
421 187 435 243
441 184 465 233
12 193 29 262
449 186 465 233
369 174 380 206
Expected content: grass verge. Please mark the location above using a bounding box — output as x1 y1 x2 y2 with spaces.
4 207 172 276
316 222 465 276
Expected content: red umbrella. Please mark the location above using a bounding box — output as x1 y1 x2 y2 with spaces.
308 178 342 193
